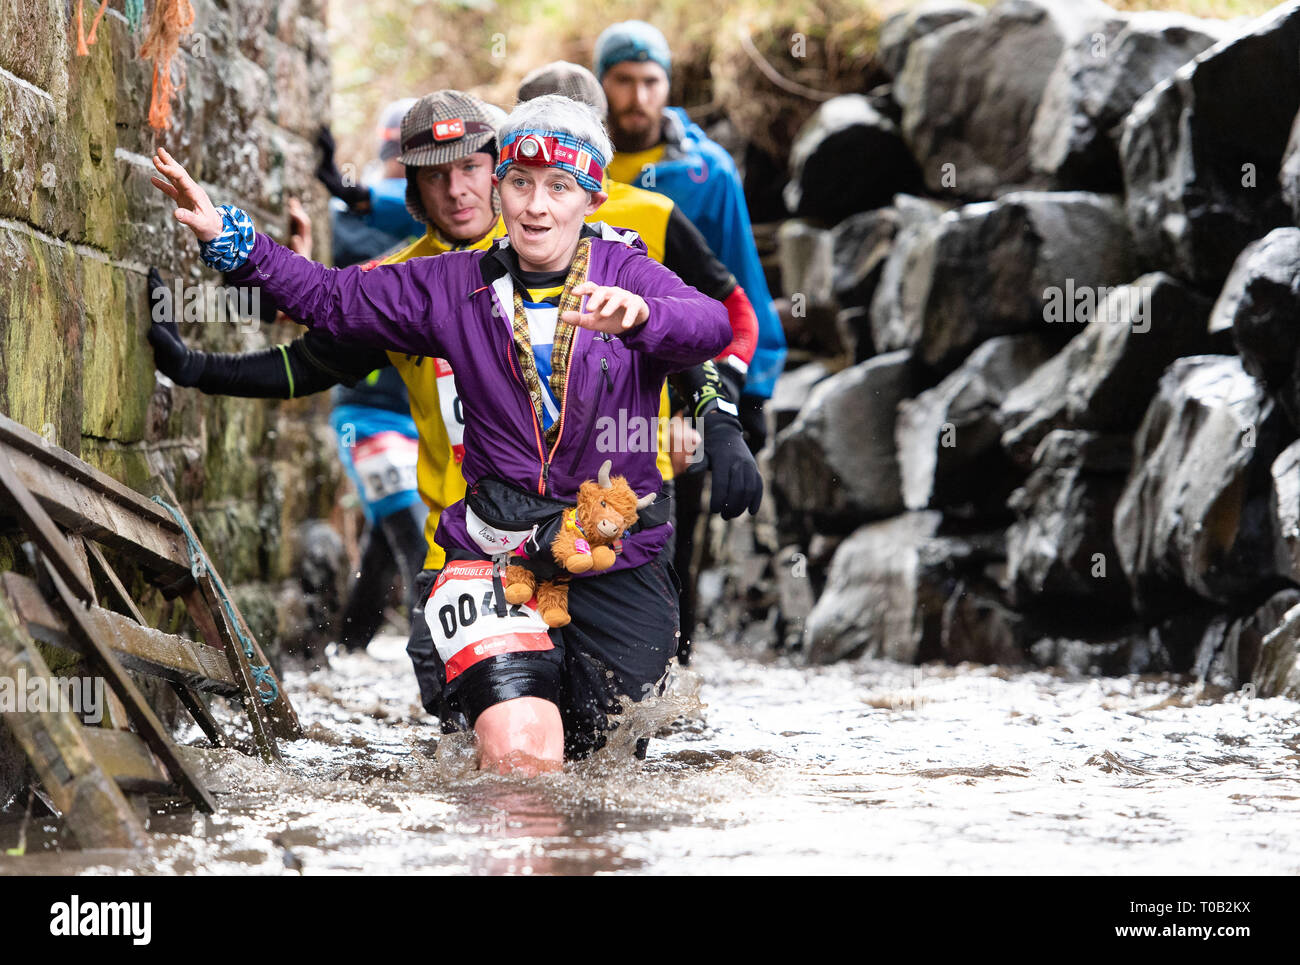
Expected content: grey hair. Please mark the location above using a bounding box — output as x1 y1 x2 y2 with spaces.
496 93 613 184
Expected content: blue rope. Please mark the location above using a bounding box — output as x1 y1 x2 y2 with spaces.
151 496 280 705
124 0 144 32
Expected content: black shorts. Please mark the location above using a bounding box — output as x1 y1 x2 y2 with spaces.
406 544 681 759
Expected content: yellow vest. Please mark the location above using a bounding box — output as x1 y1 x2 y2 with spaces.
381 181 679 570
608 145 668 188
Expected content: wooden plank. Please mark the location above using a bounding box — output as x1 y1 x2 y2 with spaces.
64 535 94 599
209 568 302 741
2 573 239 696
80 728 173 795
0 449 97 603
41 557 217 813
80 728 231 795
195 577 281 764
0 418 191 583
0 594 149 849
143 474 302 742
83 537 229 745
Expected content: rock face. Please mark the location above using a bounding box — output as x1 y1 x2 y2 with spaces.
830 207 902 312
999 272 1213 463
896 335 1055 514
1270 440 1300 586
1194 589 1300 689
1254 599 1300 698
804 512 943 663
879 1 985 78
766 362 832 440
1114 356 1289 612
1120 4 1300 290
771 352 915 531
776 221 842 356
784 95 924 221
0 0 342 652
1214 229 1300 432
1005 430 1132 610
1030 12 1227 190
871 191 1135 374
896 0 1119 198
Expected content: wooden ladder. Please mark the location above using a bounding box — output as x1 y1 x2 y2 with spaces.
0 414 301 848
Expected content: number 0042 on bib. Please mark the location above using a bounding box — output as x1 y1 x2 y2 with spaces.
426 560 554 682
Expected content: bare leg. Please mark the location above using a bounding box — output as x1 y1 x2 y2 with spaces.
475 697 564 776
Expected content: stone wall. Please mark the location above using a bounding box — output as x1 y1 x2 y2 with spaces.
711 0 1300 698
0 0 343 649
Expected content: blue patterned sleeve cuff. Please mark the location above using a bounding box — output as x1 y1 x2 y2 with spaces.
198 204 256 272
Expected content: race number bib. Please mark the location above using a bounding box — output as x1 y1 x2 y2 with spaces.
427 560 554 682
434 358 466 465
353 431 419 503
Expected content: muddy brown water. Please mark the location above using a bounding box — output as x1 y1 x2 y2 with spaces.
2 633 1299 874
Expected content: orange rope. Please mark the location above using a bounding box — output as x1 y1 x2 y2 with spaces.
139 0 195 130
75 0 112 56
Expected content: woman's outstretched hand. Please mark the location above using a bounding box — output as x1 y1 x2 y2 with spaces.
150 147 223 242
561 281 648 334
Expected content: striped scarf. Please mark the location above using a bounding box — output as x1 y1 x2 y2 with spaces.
510 237 591 448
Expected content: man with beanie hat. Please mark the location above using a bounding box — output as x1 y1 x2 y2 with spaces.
595 20 786 438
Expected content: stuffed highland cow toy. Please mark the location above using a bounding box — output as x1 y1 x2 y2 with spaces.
504 460 655 627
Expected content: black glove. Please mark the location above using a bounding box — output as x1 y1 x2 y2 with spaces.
147 268 205 386
315 126 370 208
702 409 763 519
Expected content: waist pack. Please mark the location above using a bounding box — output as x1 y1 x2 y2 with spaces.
463 475 673 562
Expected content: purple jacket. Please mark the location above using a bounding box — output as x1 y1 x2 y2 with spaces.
228 229 731 572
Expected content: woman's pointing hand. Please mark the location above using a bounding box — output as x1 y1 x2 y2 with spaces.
562 281 648 334
150 147 223 242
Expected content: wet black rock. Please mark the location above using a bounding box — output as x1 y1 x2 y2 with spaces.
1030 11 1226 191
1194 589 1300 689
940 577 1032 666
896 0 1118 198
830 207 901 311
1253 598 1300 698
1120 4 1300 289
765 361 832 440
1114 356 1290 612
896 334 1055 514
775 220 843 356
804 511 944 663
1005 429 1133 611
871 191 1134 375
1215 228 1300 433
805 515 1009 665
1271 440 1300 585
771 351 915 531
879 1 985 78
784 95 924 221
1030 633 1143 675
836 307 875 364
999 272 1212 465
